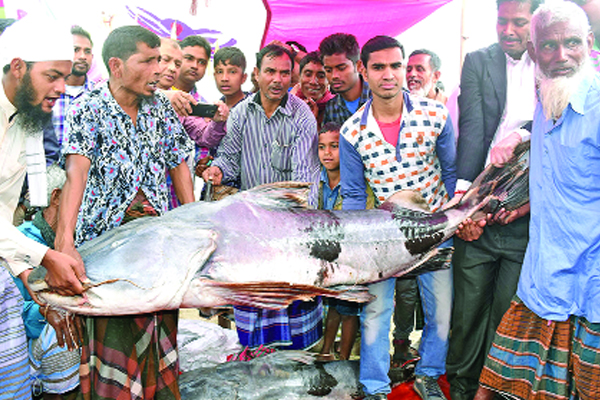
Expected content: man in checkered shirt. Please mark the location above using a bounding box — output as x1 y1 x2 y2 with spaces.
339 36 456 400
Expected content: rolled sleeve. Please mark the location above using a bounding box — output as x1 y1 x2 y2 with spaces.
291 111 319 184
0 219 47 276
181 116 227 149
213 109 243 183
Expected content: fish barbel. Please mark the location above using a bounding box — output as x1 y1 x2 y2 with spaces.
29 143 530 315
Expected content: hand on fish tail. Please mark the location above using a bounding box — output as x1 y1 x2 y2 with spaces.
453 140 530 221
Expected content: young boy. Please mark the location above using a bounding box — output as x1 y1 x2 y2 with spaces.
195 46 250 179
316 122 374 361
213 46 248 109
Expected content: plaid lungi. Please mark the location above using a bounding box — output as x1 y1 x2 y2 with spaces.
234 297 323 350
480 297 600 400
79 311 180 400
79 192 180 400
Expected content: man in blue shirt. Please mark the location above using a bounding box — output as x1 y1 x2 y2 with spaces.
319 33 371 125
477 2 600 399
340 35 456 400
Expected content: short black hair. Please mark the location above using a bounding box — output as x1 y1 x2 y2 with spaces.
102 25 160 72
319 33 360 64
409 49 441 72
496 0 543 14
299 51 322 73
255 43 294 71
71 25 93 47
320 121 342 135
214 46 246 72
179 35 212 59
360 35 405 67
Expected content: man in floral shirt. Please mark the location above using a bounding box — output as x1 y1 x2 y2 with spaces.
56 26 194 400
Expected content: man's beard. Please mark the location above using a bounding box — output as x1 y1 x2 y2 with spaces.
71 62 89 77
14 72 52 137
410 79 433 98
538 58 592 121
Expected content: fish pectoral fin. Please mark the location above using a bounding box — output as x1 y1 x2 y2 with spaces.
379 190 431 213
242 181 311 209
184 278 373 310
394 247 453 278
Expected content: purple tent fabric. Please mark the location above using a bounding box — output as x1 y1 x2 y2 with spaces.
261 0 454 51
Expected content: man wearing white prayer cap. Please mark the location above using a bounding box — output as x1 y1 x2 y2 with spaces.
0 15 87 400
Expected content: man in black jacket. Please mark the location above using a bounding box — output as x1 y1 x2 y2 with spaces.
446 1 542 399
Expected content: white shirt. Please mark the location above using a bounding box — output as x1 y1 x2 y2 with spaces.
456 51 535 192
0 86 48 276
484 51 535 166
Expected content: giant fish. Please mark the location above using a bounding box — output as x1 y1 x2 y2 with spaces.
29 143 530 315
179 351 361 400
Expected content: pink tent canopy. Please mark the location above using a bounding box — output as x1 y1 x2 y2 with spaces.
260 0 454 51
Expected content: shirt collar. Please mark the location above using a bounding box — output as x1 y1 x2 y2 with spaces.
505 51 533 66
251 91 290 115
100 81 155 118
320 167 340 189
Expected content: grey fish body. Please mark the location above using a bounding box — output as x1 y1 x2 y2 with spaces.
179 352 361 400
31 142 530 315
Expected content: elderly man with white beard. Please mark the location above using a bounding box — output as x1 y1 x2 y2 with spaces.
405 49 447 104
473 2 600 400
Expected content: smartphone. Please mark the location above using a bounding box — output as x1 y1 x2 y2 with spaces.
190 103 218 118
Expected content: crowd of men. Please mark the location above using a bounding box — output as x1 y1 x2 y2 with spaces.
0 0 599 399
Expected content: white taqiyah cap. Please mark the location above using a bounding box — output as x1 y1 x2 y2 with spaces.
0 14 73 68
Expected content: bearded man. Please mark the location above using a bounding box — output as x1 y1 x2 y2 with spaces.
0 16 85 400
406 49 447 104
475 2 600 399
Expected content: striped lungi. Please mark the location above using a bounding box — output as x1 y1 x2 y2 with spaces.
234 297 323 350
480 297 600 400
0 264 32 400
30 323 80 394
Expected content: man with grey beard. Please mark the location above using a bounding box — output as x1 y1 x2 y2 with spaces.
405 49 447 104
0 15 85 400
475 2 600 399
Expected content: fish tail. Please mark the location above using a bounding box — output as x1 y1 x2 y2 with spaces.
456 141 530 217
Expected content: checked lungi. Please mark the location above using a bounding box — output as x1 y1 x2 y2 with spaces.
480 297 600 400
234 297 323 350
79 193 181 400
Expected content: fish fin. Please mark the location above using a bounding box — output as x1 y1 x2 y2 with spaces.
185 278 373 310
242 181 311 209
379 190 431 213
398 247 453 278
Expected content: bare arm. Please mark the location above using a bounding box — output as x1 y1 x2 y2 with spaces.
170 162 195 205
54 154 91 293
